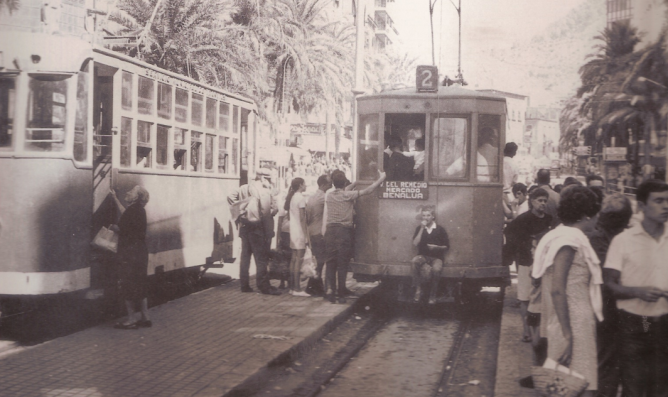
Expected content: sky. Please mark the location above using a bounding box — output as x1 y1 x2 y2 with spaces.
388 0 587 81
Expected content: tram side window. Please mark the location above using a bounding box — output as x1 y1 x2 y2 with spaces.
74 66 89 162
173 128 187 170
121 72 133 111
205 133 214 170
1 76 16 151
190 131 202 171
219 103 229 132
157 83 172 120
232 138 238 174
233 105 239 134
138 77 154 115
120 117 132 167
477 114 501 183
157 125 169 167
192 94 203 126
137 121 152 168
218 136 228 173
26 74 68 152
357 113 379 180
432 117 468 179
175 88 188 123
206 98 216 129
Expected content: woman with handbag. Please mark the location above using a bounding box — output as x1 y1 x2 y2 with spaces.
531 185 603 395
285 178 311 297
110 185 152 329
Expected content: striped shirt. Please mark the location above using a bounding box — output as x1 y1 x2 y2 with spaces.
325 189 360 228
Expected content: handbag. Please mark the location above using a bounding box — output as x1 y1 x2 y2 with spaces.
91 226 118 253
301 246 317 280
532 358 588 397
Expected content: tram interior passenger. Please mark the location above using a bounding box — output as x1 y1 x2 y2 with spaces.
383 113 426 181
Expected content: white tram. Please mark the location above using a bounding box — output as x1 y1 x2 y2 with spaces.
0 31 258 306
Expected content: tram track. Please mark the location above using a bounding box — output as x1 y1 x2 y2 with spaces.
251 286 504 397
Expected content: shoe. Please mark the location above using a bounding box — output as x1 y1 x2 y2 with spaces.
241 286 254 293
519 376 534 388
340 288 355 297
114 322 138 330
521 335 531 343
260 288 281 296
428 297 436 305
413 287 422 303
292 291 311 297
137 320 152 328
337 297 346 304
324 294 336 303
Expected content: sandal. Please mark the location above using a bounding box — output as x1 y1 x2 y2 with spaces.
114 322 138 330
137 320 152 328
521 335 531 343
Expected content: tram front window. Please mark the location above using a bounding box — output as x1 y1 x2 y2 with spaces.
26 74 69 152
477 115 501 183
383 113 425 181
0 75 16 151
434 117 468 179
357 113 380 180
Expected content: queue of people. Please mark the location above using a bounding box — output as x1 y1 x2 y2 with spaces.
503 164 668 397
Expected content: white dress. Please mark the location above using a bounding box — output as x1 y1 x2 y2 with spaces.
289 192 307 250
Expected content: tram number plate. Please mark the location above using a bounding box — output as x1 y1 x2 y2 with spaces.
416 65 439 92
379 181 429 200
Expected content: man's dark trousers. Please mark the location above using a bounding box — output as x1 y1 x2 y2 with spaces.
324 224 353 297
239 223 271 292
618 310 668 397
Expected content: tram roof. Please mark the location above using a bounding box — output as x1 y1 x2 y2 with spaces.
358 85 507 102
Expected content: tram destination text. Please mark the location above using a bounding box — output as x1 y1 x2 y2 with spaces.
378 181 429 200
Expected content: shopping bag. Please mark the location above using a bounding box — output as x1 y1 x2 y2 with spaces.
91 226 118 253
531 358 588 397
301 247 317 280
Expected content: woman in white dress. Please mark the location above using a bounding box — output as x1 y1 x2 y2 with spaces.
285 178 310 297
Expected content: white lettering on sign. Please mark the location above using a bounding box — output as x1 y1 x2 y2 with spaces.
378 181 429 200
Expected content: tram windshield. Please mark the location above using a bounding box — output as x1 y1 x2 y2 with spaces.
26 74 70 152
383 113 425 182
0 75 16 151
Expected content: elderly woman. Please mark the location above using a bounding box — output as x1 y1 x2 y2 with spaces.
110 185 151 329
532 186 602 395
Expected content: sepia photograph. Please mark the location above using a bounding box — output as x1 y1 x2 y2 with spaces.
1 0 667 395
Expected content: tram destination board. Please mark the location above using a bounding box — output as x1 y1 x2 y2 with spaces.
379 181 429 200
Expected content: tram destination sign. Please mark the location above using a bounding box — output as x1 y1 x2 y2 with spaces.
379 181 429 200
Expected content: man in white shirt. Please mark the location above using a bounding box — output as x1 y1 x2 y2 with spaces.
503 142 519 195
604 179 668 397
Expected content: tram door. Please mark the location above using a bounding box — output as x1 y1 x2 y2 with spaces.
91 63 118 292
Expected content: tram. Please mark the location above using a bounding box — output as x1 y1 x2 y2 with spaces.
350 82 510 301
0 31 257 314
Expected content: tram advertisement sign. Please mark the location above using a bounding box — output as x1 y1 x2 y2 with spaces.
379 181 429 200
416 65 439 92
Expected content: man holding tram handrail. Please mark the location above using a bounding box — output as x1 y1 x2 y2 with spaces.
411 208 450 304
323 169 386 304
227 169 280 295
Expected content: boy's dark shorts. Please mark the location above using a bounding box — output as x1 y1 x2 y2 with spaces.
527 311 541 327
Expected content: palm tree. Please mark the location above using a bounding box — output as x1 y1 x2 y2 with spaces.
0 0 19 13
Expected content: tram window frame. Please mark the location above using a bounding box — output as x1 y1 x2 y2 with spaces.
357 113 380 181
173 127 187 171
219 102 230 132
121 71 133 111
218 136 228 174
157 83 172 120
429 115 470 181
74 64 90 162
175 88 188 123
120 117 132 168
156 125 170 168
25 73 70 153
205 133 215 171
136 120 153 168
476 114 502 183
232 137 238 174
138 77 154 115
233 105 239 134
0 75 16 151
192 94 203 126
190 131 202 172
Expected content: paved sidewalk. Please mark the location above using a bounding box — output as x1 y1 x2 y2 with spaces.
493 276 536 397
0 277 378 397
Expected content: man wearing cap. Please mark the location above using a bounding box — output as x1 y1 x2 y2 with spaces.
227 168 280 295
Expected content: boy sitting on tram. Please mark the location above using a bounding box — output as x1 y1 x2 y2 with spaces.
411 208 450 304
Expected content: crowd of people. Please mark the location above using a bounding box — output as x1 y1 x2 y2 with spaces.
502 153 668 396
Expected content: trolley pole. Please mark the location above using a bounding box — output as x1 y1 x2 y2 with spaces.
351 0 366 179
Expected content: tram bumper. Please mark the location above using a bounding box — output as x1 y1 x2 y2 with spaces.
350 262 509 282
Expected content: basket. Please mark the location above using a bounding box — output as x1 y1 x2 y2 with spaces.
531 360 588 397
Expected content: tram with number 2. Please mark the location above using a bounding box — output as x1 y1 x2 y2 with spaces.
350 66 510 302
0 30 257 317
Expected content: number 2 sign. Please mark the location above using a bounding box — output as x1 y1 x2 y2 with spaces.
416 65 438 92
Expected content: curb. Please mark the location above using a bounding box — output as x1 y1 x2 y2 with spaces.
221 285 384 397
